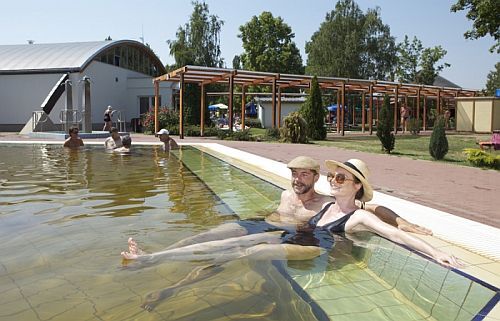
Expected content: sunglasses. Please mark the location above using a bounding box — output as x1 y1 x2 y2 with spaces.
327 172 354 184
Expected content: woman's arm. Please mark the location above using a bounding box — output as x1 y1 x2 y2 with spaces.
364 203 432 235
348 210 460 267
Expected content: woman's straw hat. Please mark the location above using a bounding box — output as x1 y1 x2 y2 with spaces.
325 159 373 202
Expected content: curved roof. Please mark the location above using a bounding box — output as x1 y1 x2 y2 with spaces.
0 40 166 75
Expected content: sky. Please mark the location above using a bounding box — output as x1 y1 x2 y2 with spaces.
2 0 498 90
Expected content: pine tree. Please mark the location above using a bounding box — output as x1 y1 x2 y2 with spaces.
376 95 395 153
429 116 448 160
300 76 326 140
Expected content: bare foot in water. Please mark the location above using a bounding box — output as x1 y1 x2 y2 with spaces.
121 237 145 259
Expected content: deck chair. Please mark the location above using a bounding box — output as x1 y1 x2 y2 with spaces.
478 130 500 150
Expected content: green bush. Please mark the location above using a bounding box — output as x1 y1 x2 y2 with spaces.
376 95 395 153
429 116 448 160
265 128 280 140
244 118 262 128
184 125 218 137
216 129 254 141
142 107 179 134
280 112 308 144
407 118 422 135
463 149 500 169
299 76 327 140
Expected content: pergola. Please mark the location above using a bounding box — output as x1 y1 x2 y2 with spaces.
153 65 478 138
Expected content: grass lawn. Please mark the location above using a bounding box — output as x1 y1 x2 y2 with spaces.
312 133 495 167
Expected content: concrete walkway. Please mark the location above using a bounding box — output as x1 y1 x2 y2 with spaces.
1 131 499 229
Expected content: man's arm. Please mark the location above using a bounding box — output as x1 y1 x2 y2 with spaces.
169 138 179 149
364 203 432 235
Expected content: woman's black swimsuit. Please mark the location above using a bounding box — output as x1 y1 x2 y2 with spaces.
307 201 356 233
104 113 111 122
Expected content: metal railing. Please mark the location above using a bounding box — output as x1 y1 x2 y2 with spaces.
59 110 83 132
114 110 126 132
32 111 49 132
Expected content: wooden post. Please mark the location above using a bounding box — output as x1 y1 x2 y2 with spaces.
361 91 366 133
241 85 246 130
437 89 442 115
228 74 234 132
272 77 277 128
341 82 345 136
376 96 379 126
154 80 159 135
423 96 427 130
394 86 399 133
368 85 373 135
277 87 282 128
200 83 205 136
416 88 421 121
179 73 184 139
336 89 340 133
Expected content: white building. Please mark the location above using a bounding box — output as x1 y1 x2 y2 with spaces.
0 40 174 131
255 96 306 128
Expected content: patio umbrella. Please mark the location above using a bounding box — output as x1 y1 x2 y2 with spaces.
208 103 228 110
245 102 257 115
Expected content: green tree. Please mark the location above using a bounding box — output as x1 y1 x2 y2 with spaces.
232 55 241 69
451 0 500 53
238 11 304 74
429 116 449 160
484 62 500 95
306 0 396 80
166 1 224 125
376 95 395 153
396 35 450 84
300 76 326 140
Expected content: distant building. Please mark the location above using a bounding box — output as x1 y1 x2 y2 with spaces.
255 96 306 128
0 40 174 131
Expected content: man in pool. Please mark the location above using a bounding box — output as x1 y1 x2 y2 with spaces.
63 127 84 148
123 156 430 257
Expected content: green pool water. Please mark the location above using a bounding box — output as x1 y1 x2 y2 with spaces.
0 144 496 321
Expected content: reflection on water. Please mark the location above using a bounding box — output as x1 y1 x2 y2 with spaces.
0 144 496 321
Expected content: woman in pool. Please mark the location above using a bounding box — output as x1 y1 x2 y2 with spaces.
121 158 460 268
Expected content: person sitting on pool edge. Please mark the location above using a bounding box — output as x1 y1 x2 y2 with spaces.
104 127 123 150
157 129 178 151
114 135 131 153
63 127 84 148
121 158 460 268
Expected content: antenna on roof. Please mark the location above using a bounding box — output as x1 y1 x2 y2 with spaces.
27 40 35 45
139 24 145 44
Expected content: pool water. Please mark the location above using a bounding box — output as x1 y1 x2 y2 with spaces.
0 144 497 320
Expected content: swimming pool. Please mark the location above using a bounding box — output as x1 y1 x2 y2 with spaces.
0 144 497 320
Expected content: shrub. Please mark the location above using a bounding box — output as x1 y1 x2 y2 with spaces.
265 128 280 140
244 118 262 128
216 129 254 141
463 148 500 169
300 76 327 140
429 116 448 160
376 95 395 153
407 118 422 135
280 112 308 144
141 107 179 134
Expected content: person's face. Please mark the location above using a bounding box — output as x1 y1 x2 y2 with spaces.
327 167 361 198
70 130 78 137
290 168 318 195
159 134 169 142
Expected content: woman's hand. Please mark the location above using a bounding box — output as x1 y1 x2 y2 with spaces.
433 249 464 268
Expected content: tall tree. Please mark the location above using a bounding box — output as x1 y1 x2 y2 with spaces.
166 1 224 125
484 62 500 95
306 0 396 80
396 35 450 85
300 76 326 140
451 0 500 53
238 11 304 74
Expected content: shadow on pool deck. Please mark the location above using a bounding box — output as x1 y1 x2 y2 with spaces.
1 131 499 229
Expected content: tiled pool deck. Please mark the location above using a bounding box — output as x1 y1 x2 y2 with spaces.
1 132 499 319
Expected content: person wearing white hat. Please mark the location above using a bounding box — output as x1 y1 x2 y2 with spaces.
309 158 460 267
157 129 178 151
103 105 115 131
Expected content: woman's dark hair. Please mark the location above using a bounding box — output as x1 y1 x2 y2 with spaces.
122 135 132 147
68 127 79 134
353 176 364 200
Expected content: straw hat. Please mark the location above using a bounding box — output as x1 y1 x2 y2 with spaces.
324 159 373 202
287 156 320 172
